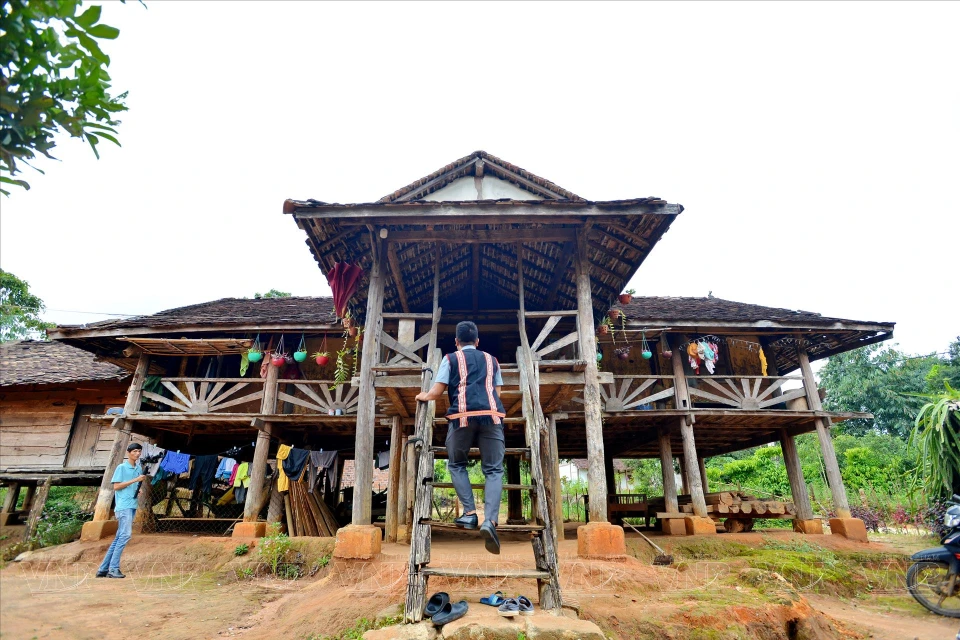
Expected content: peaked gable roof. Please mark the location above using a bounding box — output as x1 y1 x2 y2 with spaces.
377 150 584 203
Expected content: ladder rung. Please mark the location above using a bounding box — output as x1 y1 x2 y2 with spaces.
428 482 535 490
421 520 544 533
430 447 529 456
421 567 550 580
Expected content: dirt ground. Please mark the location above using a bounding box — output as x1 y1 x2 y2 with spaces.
1 525 957 640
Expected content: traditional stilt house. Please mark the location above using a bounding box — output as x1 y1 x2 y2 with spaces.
47 152 894 578
0 340 130 534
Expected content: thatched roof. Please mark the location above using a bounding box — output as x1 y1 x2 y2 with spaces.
619 296 891 327
0 340 128 387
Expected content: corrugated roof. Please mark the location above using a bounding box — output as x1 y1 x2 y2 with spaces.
53 297 337 335
619 296 892 327
0 340 128 386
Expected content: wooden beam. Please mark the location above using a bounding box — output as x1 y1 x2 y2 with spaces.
471 245 480 313
290 201 682 220
670 338 707 518
543 241 576 310
780 428 814 521
353 231 388 525
658 427 678 514
383 387 410 418
387 244 410 313
385 416 403 543
575 227 608 523
245 362 278 522
602 222 651 249
388 228 577 244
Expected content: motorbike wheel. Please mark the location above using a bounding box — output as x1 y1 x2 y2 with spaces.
907 561 960 618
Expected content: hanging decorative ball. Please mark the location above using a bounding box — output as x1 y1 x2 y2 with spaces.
596 351 603 361
247 350 263 363
641 350 653 359
661 350 673 359
293 350 308 363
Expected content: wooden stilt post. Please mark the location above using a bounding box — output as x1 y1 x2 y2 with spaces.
1 482 20 526
93 353 150 522
670 339 707 518
780 428 814 521
397 424 409 527
574 227 609 524
385 416 403 542
678 456 690 495
698 456 709 495
548 414 564 542
21 485 36 514
658 427 679 513
23 477 51 541
507 456 523 522
797 347 850 518
352 230 386 526
244 422 273 522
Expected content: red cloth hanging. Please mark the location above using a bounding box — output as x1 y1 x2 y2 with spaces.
327 262 364 318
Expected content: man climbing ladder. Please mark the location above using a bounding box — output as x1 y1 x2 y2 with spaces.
416 320 506 554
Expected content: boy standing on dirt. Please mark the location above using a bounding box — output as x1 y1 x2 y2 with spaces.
416 321 506 554
96 442 147 578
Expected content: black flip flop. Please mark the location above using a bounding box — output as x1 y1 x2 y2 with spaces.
424 592 450 618
432 599 468 625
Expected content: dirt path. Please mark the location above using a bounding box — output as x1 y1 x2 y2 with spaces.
806 595 958 640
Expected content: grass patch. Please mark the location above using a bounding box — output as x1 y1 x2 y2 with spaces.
307 606 404 640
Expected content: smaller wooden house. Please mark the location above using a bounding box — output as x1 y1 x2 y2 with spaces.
0 340 130 528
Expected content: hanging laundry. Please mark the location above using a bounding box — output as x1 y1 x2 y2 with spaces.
235 486 247 504
377 451 390 470
233 462 251 488
276 445 293 491
215 457 237 481
217 487 236 506
759 347 768 376
228 462 240 486
141 443 166 476
189 455 220 495
159 450 191 475
240 351 250 377
703 341 719 375
282 448 311 483
308 451 339 495
686 342 701 374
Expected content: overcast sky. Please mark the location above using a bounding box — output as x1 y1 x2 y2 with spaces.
1 2 956 357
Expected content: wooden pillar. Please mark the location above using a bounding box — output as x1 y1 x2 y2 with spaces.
93 353 150 522
267 465 285 524
245 364 278 523
1 482 20 514
21 485 36 513
506 457 523 522
698 456 709 495
385 416 404 542
780 428 814 521
658 427 679 513
574 227 608 523
404 430 416 528
23 477 51 541
670 340 707 517
678 456 690 495
397 425 409 526
547 414 564 542
132 471 156 534
352 232 387 526
797 347 850 517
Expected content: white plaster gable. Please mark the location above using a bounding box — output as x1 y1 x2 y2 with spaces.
419 176 545 202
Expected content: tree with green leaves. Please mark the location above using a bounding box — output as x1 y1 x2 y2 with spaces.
819 342 959 439
254 289 292 299
0 269 53 341
1 1 133 195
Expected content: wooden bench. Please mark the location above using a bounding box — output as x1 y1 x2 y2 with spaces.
607 493 651 527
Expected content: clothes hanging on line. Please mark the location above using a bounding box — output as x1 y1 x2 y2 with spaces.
159 450 191 475
687 342 701 374
217 487 235 506
276 445 293 491
233 462 251 488
376 451 390 470
141 443 166 476
759 347 768 376
234 486 247 504
215 457 236 481
283 448 311 483
308 450 339 495
189 455 220 494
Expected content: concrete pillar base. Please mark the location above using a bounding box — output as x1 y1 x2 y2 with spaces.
80 519 118 541
232 521 267 538
829 517 868 542
333 524 382 559
576 522 626 559
661 519 687 535
684 516 717 536
793 519 824 535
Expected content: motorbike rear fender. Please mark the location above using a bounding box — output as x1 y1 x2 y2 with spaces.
911 546 960 573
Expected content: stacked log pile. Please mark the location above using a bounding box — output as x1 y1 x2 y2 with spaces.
286 481 340 537
648 491 796 518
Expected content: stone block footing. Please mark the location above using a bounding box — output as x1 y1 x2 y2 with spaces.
334 524 383 559
577 522 626 558
232 521 267 538
661 518 686 535
684 516 717 536
793 519 824 535
80 519 118 541
829 517 868 542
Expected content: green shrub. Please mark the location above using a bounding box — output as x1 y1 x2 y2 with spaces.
234 543 249 556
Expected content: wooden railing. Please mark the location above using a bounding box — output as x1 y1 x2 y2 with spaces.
275 380 359 415
521 310 581 363
140 378 265 414
686 375 807 410
600 375 676 411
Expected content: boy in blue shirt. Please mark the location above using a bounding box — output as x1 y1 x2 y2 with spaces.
96 442 147 578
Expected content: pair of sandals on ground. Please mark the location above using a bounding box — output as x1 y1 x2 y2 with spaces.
424 591 534 625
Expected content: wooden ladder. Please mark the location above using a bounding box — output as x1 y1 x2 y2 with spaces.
404 347 563 623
